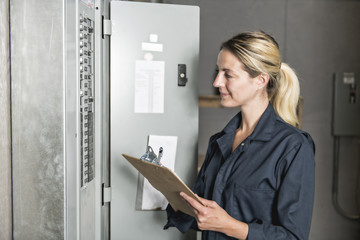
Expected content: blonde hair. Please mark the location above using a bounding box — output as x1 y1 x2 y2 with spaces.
221 31 300 127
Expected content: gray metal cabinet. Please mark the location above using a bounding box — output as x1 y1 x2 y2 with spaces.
110 2 199 240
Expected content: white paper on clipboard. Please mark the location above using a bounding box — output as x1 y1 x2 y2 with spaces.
141 135 177 210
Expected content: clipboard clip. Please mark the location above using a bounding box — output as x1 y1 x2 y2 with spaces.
140 146 163 166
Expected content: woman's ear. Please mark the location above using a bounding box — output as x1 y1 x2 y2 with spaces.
256 73 270 90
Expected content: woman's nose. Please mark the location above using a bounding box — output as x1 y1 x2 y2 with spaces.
213 72 224 88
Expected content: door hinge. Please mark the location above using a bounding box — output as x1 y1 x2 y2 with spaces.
103 18 112 36
102 183 112 205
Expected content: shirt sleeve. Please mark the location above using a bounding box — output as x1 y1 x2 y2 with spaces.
247 141 315 240
163 204 198 233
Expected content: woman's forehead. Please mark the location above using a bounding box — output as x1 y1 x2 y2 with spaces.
217 49 244 71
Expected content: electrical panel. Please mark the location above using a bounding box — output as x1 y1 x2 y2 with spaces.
109 2 199 240
79 11 95 187
332 72 360 136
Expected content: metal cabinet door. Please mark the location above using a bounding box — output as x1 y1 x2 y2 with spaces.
110 2 199 240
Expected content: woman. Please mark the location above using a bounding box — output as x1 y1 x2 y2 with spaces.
164 31 315 240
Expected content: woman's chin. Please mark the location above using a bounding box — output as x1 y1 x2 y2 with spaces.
220 100 239 108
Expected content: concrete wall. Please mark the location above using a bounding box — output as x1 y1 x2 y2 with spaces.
169 0 360 239
0 0 12 239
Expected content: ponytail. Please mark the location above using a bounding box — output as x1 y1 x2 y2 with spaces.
270 63 300 127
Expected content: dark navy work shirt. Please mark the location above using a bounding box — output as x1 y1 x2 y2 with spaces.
164 103 315 240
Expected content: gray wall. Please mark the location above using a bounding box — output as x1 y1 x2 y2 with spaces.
168 0 360 239
0 0 12 239
10 0 65 239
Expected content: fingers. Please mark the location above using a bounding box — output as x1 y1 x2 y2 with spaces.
196 195 216 207
180 193 222 232
180 192 220 217
180 192 205 213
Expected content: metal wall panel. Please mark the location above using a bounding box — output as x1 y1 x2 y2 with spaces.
0 0 12 239
110 2 199 240
95 0 111 239
64 0 79 239
66 1 109 239
10 0 110 239
10 0 65 239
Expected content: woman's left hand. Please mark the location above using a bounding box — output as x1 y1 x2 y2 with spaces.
180 192 248 239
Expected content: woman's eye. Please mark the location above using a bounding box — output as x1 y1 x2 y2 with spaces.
225 73 232 79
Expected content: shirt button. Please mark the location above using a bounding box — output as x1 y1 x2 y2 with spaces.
241 143 245 146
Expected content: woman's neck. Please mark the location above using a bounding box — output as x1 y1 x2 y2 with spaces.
239 100 269 133
232 100 268 152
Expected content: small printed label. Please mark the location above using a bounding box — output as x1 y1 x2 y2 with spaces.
343 72 355 84
141 42 163 52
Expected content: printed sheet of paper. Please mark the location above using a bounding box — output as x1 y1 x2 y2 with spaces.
134 60 165 113
141 135 177 210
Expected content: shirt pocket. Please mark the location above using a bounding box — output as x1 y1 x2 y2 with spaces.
230 183 275 223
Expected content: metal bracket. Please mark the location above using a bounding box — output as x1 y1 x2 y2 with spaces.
103 19 112 36
140 146 164 166
102 184 112 205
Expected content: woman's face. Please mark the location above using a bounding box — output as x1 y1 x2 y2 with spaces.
213 49 260 108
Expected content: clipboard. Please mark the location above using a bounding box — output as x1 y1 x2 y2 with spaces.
122 153 204 217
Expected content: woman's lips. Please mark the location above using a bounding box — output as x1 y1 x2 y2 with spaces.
220 92 228 98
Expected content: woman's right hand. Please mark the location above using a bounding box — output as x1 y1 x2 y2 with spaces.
179 192 248 240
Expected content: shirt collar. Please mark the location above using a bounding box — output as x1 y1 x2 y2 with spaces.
248 103 277 141
216 103 277 159
221 102 277 142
